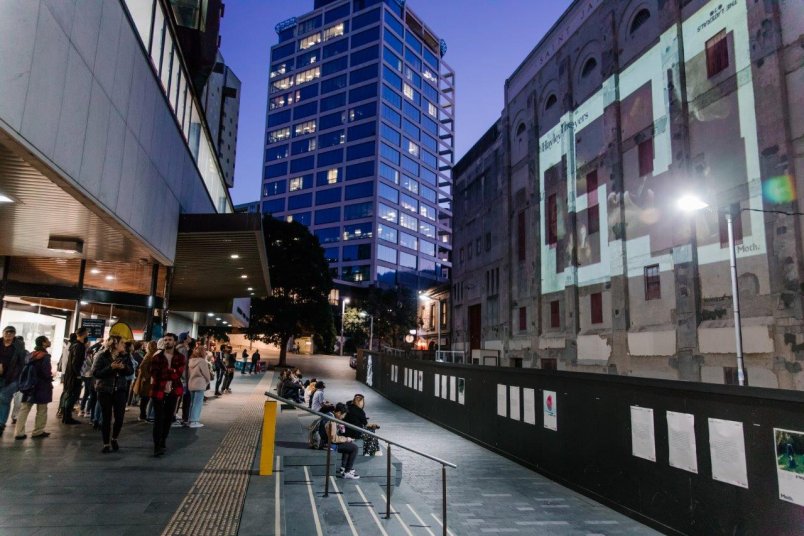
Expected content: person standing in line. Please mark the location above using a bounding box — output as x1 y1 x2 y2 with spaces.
240 348 248 375
60 327 88 424
134 340 157 422
250 350 260 374
78 344 96 418
213 346 226 396
14 335 53 440
150 333 186 457
0 326 26 436
327 403 360 480
92 336 134 453
187 344 211 428
221 345 236 394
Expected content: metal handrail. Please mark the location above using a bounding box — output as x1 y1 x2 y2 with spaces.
265 391 455 535
264 392 456 468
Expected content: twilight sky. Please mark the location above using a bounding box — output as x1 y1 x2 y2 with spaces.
221 0 572 205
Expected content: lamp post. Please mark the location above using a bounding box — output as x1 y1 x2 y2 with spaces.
677 194 746 386
419 294 441 360
340 297 350 357
359 311 374 351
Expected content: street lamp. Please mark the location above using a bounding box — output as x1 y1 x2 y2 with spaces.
678 194 746 386
359 311 374 351
340 297 350 357
419 294 441 360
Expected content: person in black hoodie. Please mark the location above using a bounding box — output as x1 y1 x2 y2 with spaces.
92 335 134 453
14 336 54 439
343 394 381 456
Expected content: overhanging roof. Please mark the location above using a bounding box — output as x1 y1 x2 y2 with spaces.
171 213 270 312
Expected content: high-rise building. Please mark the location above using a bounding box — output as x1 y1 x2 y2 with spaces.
261 0 455 289
202 51 241 188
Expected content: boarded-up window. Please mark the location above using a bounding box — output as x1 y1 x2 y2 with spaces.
541 358 557 371
644 264 661 300
638 139 654 176
547 194 558 245
550 300 560 328
519 306 527 331
590 292 603 324
706 31 729 78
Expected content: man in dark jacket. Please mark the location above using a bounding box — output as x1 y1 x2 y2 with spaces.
14 336 54 439
0 325 26 436
250 350 260 374
60 327 88 424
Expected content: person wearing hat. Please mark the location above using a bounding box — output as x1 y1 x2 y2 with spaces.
0 326 26 436
14 335 54 439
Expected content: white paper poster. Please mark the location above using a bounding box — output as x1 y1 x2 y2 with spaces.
441 375 448 399
509 386 521 421
630 406 656 462
434 373 440 396
497 384 507 417
450 376 457 402
523 388 536 425
708 418 748 489
667 411 698 473
543 390 557 431
417 371 423 392
366 355 373 386
412 369 418 390
457 378 465 405
774 428 804 506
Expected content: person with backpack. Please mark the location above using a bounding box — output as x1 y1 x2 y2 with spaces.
92 335 134 453
13 336 54 439
0 325 26 437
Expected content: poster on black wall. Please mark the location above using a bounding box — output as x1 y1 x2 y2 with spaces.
774 428 804 507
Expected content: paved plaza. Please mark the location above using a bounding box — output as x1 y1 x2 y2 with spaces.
0 355 660 535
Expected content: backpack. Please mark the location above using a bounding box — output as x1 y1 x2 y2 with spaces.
18 361 38 393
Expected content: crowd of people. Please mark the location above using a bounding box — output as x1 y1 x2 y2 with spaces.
276 369 381 481
0 325 262 456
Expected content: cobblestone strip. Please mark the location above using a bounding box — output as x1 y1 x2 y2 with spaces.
161 373 274 536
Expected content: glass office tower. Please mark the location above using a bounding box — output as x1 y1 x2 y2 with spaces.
261 0 454 288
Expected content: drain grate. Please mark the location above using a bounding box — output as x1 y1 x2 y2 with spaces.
161 374 274 536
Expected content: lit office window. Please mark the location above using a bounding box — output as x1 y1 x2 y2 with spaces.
419 221 435 238
268 127 291 143
270 62 288 79
427 101 438 118
299 32 322 50
403 83 414 100
289 177 304 191
327 168 339 184
323 23 345 41
271 76 293 93
419 204 436 221
295 66 321 85
379 203 398 223
400 213 417 231
294 120 317 136
406 139 419 157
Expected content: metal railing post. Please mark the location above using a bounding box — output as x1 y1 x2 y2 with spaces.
324 435 332 497
442 464 447 536
386 442 392 519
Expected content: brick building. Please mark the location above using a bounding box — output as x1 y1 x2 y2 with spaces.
452 0 804 389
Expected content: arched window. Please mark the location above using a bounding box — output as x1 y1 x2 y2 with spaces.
581 58 598 78
629 9 651 36
545 94 557 110
516 123 526 136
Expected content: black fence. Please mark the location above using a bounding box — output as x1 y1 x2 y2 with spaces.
355 351 804 535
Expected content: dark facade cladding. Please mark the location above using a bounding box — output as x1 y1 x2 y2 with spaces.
358 351 804 535
261 0 455 288
452 0 804 389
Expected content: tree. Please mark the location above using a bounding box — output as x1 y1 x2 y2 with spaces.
249 217 335 367
348 286 417 350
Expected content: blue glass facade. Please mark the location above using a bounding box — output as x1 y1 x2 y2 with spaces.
262 0 454 286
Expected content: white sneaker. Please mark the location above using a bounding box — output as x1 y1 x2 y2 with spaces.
171 421 184 428
336 467 346 477
374 450 383 457
343 470 360 480
188 422 204 428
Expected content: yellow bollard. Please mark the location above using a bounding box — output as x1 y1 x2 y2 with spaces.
260 400 278 475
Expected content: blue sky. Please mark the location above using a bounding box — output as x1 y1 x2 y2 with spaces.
220 0 572 204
